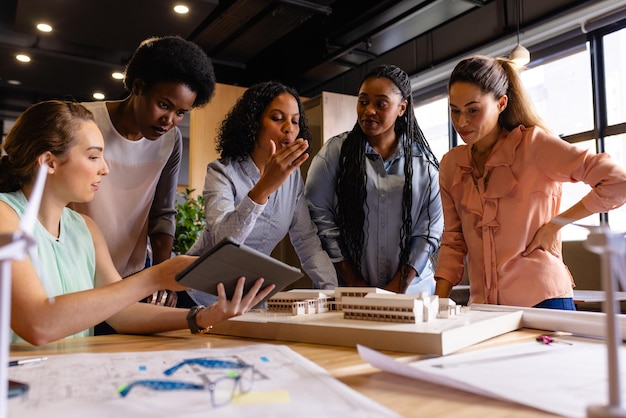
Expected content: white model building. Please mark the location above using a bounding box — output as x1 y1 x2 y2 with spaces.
266 287 461 324
438 297 462 318
340 293 426 323
266 290 332 315
340 292 448 323
333 287 395 303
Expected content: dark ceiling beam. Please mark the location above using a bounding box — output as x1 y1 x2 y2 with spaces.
186 0 238 41
209 2 282 56
460 0 489 6
330 0 433 46
0 42 124 68
293 0 481 95
278 0 332 15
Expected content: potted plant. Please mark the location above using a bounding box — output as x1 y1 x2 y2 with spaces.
173 188 205 255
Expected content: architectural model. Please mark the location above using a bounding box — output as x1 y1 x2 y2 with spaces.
212 287 523 355
266 287 463 324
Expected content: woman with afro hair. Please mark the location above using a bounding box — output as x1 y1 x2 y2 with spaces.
70 36 216 309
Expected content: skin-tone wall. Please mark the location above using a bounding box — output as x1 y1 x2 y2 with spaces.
188 83 247 197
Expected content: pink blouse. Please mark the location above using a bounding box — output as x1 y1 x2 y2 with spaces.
436 125 626 307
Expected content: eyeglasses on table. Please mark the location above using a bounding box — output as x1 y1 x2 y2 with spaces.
118 358 254 407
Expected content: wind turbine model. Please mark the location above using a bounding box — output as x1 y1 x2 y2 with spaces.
1 163 53 418
584 225 626 417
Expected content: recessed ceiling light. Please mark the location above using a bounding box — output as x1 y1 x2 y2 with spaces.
36 23 52 32
16 54 31 63
93 92 105 100
7 80 21 86
174 4 189 14
111 72 124 80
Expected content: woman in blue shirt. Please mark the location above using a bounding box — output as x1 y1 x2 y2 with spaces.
305 65 443 294
184 81 337 307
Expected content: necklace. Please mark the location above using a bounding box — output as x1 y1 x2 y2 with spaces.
471 139 497 177
471 144 495 191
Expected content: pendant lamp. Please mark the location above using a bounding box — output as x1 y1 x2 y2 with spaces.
509 0 530 66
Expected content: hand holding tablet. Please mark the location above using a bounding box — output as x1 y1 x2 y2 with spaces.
175 238 303 305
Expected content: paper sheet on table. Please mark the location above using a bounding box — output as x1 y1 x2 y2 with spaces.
9 343 399 418
359 338 626 418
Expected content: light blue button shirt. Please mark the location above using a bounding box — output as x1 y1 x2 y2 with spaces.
304 132 443 294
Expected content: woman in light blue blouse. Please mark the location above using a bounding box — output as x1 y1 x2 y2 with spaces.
304 65 443 294
184 81 337 307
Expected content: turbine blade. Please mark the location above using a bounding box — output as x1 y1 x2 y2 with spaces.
20 164 47 235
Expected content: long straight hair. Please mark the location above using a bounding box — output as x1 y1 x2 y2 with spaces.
448 55 547 132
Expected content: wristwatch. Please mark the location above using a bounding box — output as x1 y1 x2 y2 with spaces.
186 305 212 334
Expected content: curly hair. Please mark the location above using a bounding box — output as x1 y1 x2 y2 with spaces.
336 64 438 286
0 100 95 192
124 36 216 108
216 81 312 160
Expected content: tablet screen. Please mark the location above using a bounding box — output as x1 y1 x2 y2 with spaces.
175 237 303 303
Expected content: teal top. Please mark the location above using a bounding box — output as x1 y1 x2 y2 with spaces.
0 191 96 342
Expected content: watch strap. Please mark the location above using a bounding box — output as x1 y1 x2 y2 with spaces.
187 305 211 334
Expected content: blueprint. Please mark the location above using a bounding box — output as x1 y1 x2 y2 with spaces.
8 343 399 417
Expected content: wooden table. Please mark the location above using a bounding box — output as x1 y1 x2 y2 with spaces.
10 328 557 417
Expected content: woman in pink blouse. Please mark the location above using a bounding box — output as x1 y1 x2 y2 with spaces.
434 55 626 309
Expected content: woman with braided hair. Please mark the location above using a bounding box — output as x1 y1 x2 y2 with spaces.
305 64 443 294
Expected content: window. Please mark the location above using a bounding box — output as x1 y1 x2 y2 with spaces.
604 28 626 126
604 133 626 233
520 48 594 138
560 139 600 241
414 96 450 162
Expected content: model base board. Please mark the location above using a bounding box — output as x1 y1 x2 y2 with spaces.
209 308 524 355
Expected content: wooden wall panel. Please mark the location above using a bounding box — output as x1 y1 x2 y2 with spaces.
188 83 247 197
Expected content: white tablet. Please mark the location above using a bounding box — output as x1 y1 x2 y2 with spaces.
175 237 303 303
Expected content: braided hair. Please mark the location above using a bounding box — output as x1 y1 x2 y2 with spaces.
335 64 438 286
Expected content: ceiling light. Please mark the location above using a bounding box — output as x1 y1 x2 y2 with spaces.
111 72 124 80
92 92 105 100
7 80 21 86
509 44 530 66
16 54 31 63
509 0 530 67
36 23 52 32
174 5 189 14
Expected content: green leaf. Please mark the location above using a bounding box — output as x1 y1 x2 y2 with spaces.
173 188 206 255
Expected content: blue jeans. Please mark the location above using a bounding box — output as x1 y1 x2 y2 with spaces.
533 297 576 310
